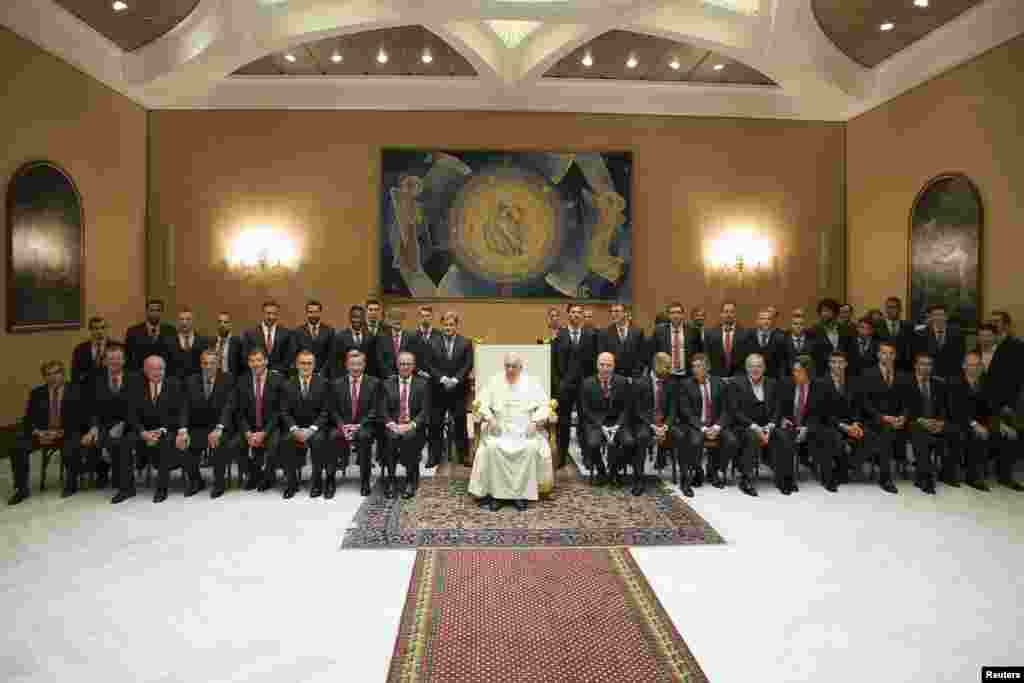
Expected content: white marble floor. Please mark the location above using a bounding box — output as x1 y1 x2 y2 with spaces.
2 452 1022 683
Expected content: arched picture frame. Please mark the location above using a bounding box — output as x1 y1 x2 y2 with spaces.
5 160 84 332
908 173 981 332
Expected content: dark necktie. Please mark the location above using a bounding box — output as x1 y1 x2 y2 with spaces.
601 379 610 400
654 379 663 420
400 380 410 422
254 377 264 427
49 388 61 429
702 382 712 425
351 379 360 420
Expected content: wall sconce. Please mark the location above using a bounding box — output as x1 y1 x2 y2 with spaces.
703 228 776 288
224 225 301 279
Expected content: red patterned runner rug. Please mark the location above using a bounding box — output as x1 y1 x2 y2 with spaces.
387 548 710 683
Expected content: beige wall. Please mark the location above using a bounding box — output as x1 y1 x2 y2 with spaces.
0 27 147 424
148 110 844 343
847 34 1024 326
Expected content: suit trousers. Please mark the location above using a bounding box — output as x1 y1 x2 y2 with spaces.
227 432 280 483
634 424 671 472
430 386 469 465
582 425 635 471
281 429 324 487
131 433 190 491
556 380 583 468
332 426 375 481
862 424 900 481
385 426 426 473
765 429 801 484
962 429 993 482
909 423 961 480
99 430 137 493
682 427 738 474
11 433 82 492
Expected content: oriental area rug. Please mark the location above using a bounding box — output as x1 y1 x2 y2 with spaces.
387 547 710 683
340 475 725 549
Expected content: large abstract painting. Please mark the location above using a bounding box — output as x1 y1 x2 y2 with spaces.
381 150 632 300
909 173 981 331
5 161 84 332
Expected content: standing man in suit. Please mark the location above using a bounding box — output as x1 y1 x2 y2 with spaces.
427 312 473 468
906 353 960 493
632 352 675 496
242 300 294 377
416 305 442 348
818 351 866 491
166 308 210 380
380 352 430 499
599 303 646 380
86 345 141 502
982 314 1022 412
330 350 379 496
677 354 737 489
811 298 854 378
212 311 245 377
226 348 285 493
328 305 373 379
579 353 634 486
781 308 815 378
738 308 785 379
280 350 330 499
649 302 699 383
582 307 595 329
292 300 334 376
376 308 421 380
71 316 118 386
849 317 880 378
124 299 175 372
689 307 707 348
838 303 856 338
182 350 234 498
704 301 747 378
8 361 80 505
131 355 188 503
553 303 599 468
859 341 907 494
880 296 915 371
729 353 780 496
915 304 965 381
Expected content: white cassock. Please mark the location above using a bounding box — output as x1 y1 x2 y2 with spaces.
468 371 553 501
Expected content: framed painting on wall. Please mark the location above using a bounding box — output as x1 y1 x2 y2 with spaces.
909 173 981 332
5 161 84 332
380 149 632 301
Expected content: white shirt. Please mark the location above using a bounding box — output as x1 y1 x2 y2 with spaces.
261 323 277 348
178 333 195 349
219 336 231 371
750 379 765 402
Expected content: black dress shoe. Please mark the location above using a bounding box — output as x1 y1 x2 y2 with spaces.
780 485 792 495
283 486 297 500
310 484 323 498
477 495 493 509
922 479 937 495
692 468 705 487
789 480 799 492
61 484 76 498
8 489 29 506
401 483 416 499
324 482 336 500
153 488 168 503
211 486 225 499
360 482 372 497
740 480 758 497
998 479 1024 492
185 481 201 497
513 500 527 511
679 484 693 498
96 473 110 489
244 478 259 491
966 480 990 492
257 478 274 492
488 499 501 512
825 481 838 493
425 456 439 469
384 480 397 499
711 473 725 489
940 477 961 488
880 480 898 494
111 490 135 504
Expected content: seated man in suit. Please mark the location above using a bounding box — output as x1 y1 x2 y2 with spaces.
131 355 189 503
330 350 379 497
84 345 142 502
906 353 961 493
71 315 117 386
427 311 473 468
8 361 81 505
579 352 634 486
212 311 245 377
328 304 374 380
729 353 780 496
632 352 676 496
243 300 294 377
182 349 235 498
599 303 646 381
167 307 210 380
818 351 867 491
380 351 430 499
677 353 737 489
950 351 996 491
293 299 334 377
124 298 176 372
849 317 880 378
859 341 906 494
225 347 284 492
280 350 330 499
773 355 832 494
553 303 599 468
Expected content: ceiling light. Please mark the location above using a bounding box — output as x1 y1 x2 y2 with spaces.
421 49 433 64
284 53 296 63
713 63 725 71
669 58 681 70
581 52 593 67
112 1 128 10
880 22 895 31
913 0 928 6
331 52 342 63
377 49 389 64
626 54 638 69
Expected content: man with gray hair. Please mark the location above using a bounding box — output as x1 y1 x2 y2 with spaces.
129 355 189 503
728 353 780 496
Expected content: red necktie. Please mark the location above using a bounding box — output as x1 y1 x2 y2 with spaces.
796 384 807 427
264 328 274 355
671 327 681 371
702 382 711 425
399 380 409 422
724 329 733 369
255 377 264 427
601 379 610 399
393 334 401 357
654 380 662 420
351 379 360 420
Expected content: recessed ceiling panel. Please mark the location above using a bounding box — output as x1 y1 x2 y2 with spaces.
53 0 201 52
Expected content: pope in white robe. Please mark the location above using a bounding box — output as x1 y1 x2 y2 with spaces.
468 353 553 510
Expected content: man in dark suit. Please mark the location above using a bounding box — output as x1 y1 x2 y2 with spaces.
848 317 880 378
242 300 295 377
838 303 856 337
376 309 423 380
880 296 916 372
71 316 119 386
817 351 867 491
579 353 634 486
415 304 443 350
166 308 211 380
225 347 285 492
130 355 189 503
949 351 996 491
427 312 473 468
737 308 786 380
292 300 334 376
380 351 430 499
363 298 385 377
859 341 907 494
124 298 176 372
181 350 235 498
689 306 707 348
327 305 375 380
774 354 832 493
703 301 748 378
729 353 781 496
981 316 1022 412
780 308 817 379
811 298 855 379
553 303 599 467
632 352 675 496
211 311 245 377
905 353 961 493
8 361 82 505
648 302 700 382
914 304 966 381
329 350 379 497
280 350 330 499
599 303 647 380
677 354 737 489
87 345 142 502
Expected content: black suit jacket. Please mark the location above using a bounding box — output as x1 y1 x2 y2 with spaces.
292 324 335 375
231 372 285 436
165 334 212 380
632 374 675 428
326 327 376 379
428 334 473 386
949 375 992 432
132 377 186 434
905 376 953 424
553 326 599 390
211 335 246 377
810 324 855 378
858 366 911 427
124 322 176 371
182 373 235 432
330 374 380 429
280 375 330 431
729 376 781 429
985 337 1024 410
776 378 828 429
91 370 143 430
817 376 862 428
647 323 701 377
579 375 631 430
414 327 444 360
703 326 749 377
242 325 295 376
380 376 430 428
848 336 880 378
376 329 424 379
915 328 966 380
736 329 786 379
71 339 122 386
20 383 81 436
677 377 731 431
878 318 916 371
779 331 817 377
598 324 647 378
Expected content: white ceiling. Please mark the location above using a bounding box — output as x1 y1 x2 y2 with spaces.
2 0 1022 120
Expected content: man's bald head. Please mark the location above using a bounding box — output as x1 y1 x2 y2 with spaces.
504 352 523 383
